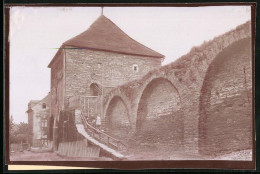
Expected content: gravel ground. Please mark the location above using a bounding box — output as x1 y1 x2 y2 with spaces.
123 140 253 161
211 149 252 161
125 150 253 161
10 148 252 161
125 148 253 161
10 151 112 161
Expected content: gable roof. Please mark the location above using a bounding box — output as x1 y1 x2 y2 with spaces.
26 93 51 113
63 15 164 58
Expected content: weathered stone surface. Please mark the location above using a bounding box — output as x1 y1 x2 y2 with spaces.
49 49 64 120
199 37 252 155
64 48 161 97
104 21 252 154
105 96 131 139
43 19 252 157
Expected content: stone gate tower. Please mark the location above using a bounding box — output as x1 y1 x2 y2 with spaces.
47 14 164 129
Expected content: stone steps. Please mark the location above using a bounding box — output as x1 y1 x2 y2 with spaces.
76 124 126 160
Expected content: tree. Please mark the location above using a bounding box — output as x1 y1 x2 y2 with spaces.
9 115 17 144
10 115 15 130
15 122 29 143
9 117 28 144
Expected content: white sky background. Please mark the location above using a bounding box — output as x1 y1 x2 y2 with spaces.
9 6 251 123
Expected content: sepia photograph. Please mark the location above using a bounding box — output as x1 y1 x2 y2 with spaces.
6 4 255 169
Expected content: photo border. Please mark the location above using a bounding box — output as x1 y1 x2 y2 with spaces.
3 1 258 171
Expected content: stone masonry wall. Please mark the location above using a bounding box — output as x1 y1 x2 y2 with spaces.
104 21 252 154
50 50 64 120
64 48 161 99
199 37 252 155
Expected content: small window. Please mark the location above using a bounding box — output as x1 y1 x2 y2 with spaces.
132 64 138 72
41 120 47 127
42 103 46 109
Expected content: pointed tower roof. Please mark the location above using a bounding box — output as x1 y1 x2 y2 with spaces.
63 15 164 58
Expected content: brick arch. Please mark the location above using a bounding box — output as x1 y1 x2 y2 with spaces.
134 75 184 148
135 73 182 115
193 23 251 89
103 91 132 127
171 22 252 153
135 74 182 127
198 37 252 155
103 94 133 139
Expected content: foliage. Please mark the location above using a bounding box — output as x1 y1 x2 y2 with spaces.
10 116 28 144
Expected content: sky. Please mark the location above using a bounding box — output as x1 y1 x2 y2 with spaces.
9 6 251 123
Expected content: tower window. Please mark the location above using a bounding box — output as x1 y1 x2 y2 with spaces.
42 103 46 109
90 83 101 96
132 64 139 72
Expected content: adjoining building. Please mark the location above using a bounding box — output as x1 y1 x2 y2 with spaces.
26 93 50 148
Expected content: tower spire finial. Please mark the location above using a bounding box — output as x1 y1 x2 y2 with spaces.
101 6 104 15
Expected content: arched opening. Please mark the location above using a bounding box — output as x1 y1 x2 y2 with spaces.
105 96 131 139
90 83 101 96
199 37 252 155
136 78 182 149
42 103 46 109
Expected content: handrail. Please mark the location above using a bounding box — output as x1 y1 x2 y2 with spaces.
79 110 126 150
